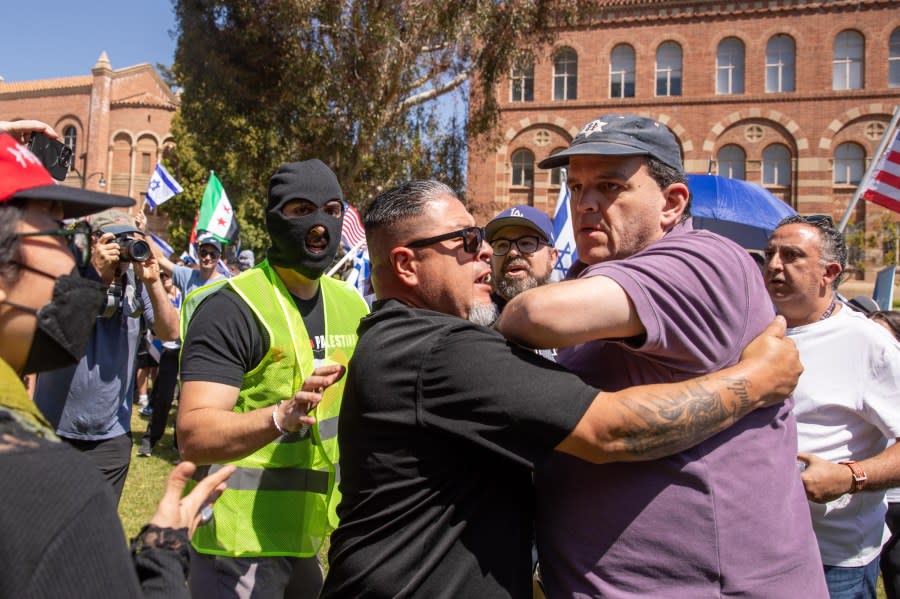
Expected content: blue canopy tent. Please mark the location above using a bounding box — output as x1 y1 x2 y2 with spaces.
687 174 797 250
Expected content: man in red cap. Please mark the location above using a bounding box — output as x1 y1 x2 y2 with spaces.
0 126 238 597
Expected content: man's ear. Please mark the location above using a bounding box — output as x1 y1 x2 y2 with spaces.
660 182 690 229
823 262 843 287
390 247 419 287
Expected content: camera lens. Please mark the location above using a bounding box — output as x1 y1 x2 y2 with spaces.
129 239 152 262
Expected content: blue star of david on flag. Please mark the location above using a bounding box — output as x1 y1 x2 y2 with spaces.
145 163 184 209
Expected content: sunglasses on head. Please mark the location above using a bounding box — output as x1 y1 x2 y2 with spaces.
799 214 835 228
406 226 485 254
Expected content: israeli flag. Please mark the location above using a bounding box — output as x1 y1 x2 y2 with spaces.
345 247 370 297
146 164 184 208
551 170 578 279
147 231 174 256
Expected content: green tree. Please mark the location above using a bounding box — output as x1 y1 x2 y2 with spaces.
164 0 586 253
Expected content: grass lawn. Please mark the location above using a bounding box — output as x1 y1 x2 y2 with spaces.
116 406 889 597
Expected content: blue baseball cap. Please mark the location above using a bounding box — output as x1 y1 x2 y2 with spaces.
196 233 223 253
485 205 554 244
538 114 683 172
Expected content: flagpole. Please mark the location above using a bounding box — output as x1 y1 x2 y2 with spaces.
838 104 900 232
327 239 366 277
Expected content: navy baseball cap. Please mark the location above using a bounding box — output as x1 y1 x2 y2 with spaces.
538 114 683 172
485 205 554 244
196 233 224 253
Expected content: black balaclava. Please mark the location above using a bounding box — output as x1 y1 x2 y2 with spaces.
266 159 344 280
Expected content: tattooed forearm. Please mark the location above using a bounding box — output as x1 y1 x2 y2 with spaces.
619 376 754 459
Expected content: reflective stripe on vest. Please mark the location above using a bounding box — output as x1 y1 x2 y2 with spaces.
182 261 368 557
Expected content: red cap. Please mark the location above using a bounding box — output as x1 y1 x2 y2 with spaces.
0 132 133 218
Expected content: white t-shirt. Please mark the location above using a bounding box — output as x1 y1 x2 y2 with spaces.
790 305 900 566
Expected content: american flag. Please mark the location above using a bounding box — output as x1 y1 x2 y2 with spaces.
861 123 900 214
342 202 367 250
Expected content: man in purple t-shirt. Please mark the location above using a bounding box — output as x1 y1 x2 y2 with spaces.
497 114 826 598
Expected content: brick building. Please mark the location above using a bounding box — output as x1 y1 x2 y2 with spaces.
467 0 900 275
0 52 177 209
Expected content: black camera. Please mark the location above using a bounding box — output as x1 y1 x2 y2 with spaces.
27 132 74 181
115 233 151 263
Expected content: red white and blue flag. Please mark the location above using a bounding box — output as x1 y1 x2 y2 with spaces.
341 202 366 250
861 124 900 214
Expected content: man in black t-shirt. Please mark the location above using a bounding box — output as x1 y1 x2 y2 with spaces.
320 180 804 599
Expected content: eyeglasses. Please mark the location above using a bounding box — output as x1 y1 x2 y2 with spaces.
199 248 220 259
15 222 92 268
406 226 485 254
490 235 548 256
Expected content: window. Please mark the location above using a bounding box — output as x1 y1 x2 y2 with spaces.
553 48 578 101
610 44 636 98
511 149 535 187
511 63 534 102
890 28 900 88
833 30 864 90
766 35 795 93
717 145 746 180
62 125 77 172
716 38 745 95
548 147 566 186
762 144 791 186
834 143 865 185
141 152 152 174
655 42 682 97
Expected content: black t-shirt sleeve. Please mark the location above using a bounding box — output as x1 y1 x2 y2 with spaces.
419 322 597 467
179 288 267 387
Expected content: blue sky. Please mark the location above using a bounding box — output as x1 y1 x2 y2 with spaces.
0 1 178 82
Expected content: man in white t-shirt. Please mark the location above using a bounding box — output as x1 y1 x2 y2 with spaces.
765 214 900 599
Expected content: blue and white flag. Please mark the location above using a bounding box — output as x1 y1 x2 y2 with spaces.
147 231 174 257
344 247 370 297
145 164 183 208
551 170 578 279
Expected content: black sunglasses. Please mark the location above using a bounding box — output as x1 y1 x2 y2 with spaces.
406 226 485 254
15 222 92 268
198 248 220 258
491 235 548 256
800 214 836 228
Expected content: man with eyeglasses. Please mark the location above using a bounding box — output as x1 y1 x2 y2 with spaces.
495 114 826 597
176 159 368 599
320 179 806 598
764 215 900 598
32 203 179 503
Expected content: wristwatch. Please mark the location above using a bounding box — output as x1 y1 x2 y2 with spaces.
840 460 867 493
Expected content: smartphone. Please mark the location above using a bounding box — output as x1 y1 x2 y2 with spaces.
27 132 73 181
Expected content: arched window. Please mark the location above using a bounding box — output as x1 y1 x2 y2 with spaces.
716 37 745 95
548 147 566 186
890 28 900 88
655 42 682 97
511 62 534 102
63 125 77 172
610 44 636 98
834 143 865 185
511 149 535 187
766 35 795 93
553 48 578 101
833 30 864 90
762 144 791 186
717 145 746 180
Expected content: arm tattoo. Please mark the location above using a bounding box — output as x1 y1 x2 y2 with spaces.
619 376 753 459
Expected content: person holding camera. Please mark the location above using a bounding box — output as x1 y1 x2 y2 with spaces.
33 208 180 503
